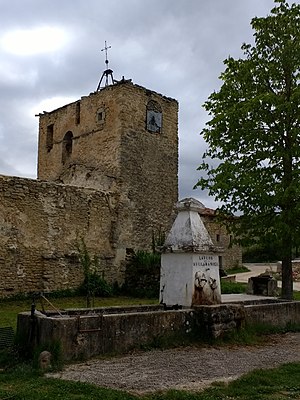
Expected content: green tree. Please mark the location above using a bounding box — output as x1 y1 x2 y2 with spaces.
195 0 300 299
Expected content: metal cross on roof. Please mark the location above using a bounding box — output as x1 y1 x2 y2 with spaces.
102 41 111 68
96 40 115 90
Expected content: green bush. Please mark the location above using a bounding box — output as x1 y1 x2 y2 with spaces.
78 273 113 298
242 243 281 262
123 250 161 298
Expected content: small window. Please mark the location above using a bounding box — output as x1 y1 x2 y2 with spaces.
46 124 54 152
216 234 220 242
146 100 162 133
75 102 81 125
62 131 73 164
97 107 105 123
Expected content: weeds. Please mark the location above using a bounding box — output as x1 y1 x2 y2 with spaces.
77 238 113 307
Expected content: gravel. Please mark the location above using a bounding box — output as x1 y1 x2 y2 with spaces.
49 332 300 394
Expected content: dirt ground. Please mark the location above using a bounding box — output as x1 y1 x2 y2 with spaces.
49 332 300 395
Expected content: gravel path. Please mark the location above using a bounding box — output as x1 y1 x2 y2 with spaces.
49 332 300 394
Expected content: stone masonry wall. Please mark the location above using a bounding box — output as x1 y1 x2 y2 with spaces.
201 214 242 270
0 175 119 298
37 85 123 192
118 84 178 251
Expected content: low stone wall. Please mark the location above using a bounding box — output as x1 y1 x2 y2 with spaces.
244 301 300 327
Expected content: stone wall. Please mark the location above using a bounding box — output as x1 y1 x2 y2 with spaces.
0 175 120 297
244 301 300 328
0 173 241 298
117 84 178 251
201 212 242 269
37 86 124 190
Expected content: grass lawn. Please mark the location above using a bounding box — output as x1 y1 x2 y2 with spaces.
0 362 299 399
294 290 300 301
221 280 247 294
226 265 251 275
0 296 158 330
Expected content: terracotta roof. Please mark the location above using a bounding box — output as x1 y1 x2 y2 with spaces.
199 207 216 216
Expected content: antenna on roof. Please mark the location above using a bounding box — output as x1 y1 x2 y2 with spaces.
96 41 115 90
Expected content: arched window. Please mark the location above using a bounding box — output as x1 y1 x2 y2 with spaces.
62 131 73 164
146 100 162 133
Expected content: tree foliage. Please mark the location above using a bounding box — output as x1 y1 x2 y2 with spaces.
195 0 300 299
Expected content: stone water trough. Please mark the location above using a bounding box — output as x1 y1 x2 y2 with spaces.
17 299 300 361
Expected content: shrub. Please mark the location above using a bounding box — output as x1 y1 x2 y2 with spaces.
242 243 281 262
123 250 161 298
78 273 113 298
77 238 113 307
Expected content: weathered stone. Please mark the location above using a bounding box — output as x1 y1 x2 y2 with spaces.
38 350 52 370
247 274 278 296
200 208 242 270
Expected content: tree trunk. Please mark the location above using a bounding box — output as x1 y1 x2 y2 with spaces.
280 139 293 300
281 255 293 300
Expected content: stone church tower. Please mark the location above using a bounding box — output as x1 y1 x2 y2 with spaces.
37 79 179 263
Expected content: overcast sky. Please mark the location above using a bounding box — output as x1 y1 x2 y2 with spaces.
0 0 292 208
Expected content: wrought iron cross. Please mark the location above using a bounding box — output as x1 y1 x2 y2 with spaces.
96 41 115 90
101 41 111 68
